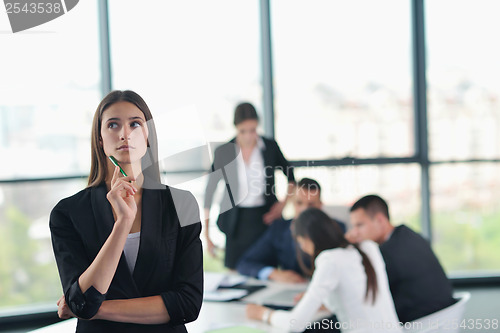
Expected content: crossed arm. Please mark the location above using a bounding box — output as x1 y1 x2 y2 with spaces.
58 294 170 324
55 219 171 324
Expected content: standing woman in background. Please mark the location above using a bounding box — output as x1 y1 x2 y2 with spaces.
247 208 402 333
204 102 295 269
50 90 203 332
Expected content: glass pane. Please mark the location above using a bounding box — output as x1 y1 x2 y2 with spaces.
275 164 421 232
431 163 500 276
427 0 500 161
0 0 101 180
272 0 414 160
0 179 87 311
109 0 261 170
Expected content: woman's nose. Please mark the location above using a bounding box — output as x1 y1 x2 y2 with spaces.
120 127 131 140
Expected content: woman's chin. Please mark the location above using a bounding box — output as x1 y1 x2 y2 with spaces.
114 150 145 163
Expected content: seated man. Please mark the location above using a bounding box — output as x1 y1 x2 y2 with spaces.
236 178 346 283
347 194 456 323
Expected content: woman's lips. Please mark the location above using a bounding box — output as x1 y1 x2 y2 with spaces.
117 145 134 151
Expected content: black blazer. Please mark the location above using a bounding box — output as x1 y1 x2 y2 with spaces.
50 182 203 332
380 225 455 323
203 136 295 236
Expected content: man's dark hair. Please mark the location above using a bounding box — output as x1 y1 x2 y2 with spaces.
350 194 390 220
234 102 259 125
297 178 321 195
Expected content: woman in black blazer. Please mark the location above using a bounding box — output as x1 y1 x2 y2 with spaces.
203 103 295 269
50 90 203 332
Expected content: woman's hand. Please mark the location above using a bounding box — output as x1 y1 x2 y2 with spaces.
293 292 328 311
204 230 217 258
269 269 306 283
246 304 268 321
293 291 305 304
106 166 137 227
204 209 218 257
263 201 286 225
57 295 75 319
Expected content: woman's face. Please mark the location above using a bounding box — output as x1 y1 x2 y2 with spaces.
235 119 258 147
296 235 315 256
100 101 149 165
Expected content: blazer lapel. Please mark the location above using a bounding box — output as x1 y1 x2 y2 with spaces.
132 187 163 291
90 183 141 298
90 183 115 248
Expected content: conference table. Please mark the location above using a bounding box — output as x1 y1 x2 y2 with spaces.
29 274 328 333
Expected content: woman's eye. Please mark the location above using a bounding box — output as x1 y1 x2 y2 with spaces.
131 121 142 128
108 122 118 129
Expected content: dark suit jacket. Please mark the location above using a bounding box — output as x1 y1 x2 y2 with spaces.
236 218 346 278
50 182 203 332
203 136 295 236
380 225 455 323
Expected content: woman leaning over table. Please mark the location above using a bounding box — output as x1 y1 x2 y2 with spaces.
247 208 402 333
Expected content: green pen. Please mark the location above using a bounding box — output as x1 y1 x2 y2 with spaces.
108 155 128 177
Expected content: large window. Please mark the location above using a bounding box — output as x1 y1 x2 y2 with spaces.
108 0 262 162
272 0 413 160
426 0 500 161
0 180 86 310
0 0 100 313
431 163 500 275
426 0 500 276
0 0 100 180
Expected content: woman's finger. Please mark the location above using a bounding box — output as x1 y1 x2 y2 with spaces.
111 176 136 191
112 179 137 196
110 178 137 197
111 175 135 189
110 165 120 186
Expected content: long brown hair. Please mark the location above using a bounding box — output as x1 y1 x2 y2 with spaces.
293 208 378 304
87 90 161 188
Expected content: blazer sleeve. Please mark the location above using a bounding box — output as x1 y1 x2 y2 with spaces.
50 199 105 319
272 139 295 183
236 223 279 278
161 192 203 325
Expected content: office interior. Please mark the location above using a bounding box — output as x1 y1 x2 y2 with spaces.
0 0 499 332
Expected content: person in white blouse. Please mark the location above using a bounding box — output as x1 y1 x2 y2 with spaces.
246 208 402 333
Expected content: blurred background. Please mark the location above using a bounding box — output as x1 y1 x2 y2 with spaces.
0 0 499 329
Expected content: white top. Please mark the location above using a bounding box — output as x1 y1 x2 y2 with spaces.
271 240 402 333
123 231 141 273
237 136 266 207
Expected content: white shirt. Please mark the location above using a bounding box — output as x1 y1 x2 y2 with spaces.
236 136 266 207
271 240 402 333
123 231 141 273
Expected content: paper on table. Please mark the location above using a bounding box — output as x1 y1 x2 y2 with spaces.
203 288 248 301
204 272 227 292
219 274 248 287
204 272 248 291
